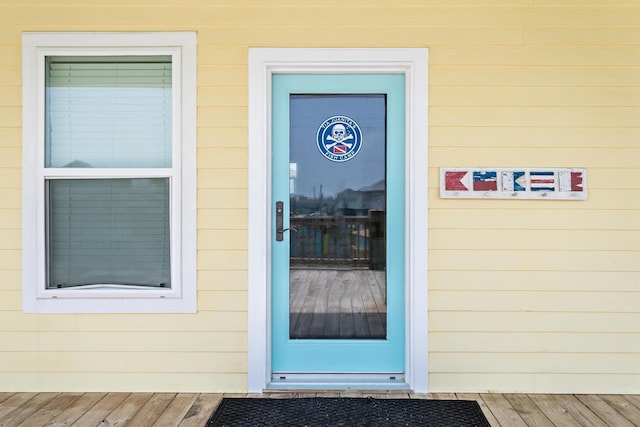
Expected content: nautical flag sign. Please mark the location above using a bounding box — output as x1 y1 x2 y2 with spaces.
441 168 587 200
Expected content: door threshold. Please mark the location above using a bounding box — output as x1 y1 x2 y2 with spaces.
268 373 409 391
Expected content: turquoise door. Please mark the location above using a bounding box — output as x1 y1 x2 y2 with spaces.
272 73 405 377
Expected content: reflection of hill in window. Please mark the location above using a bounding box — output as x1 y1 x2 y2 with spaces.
63 160 92 168
337 179 385 216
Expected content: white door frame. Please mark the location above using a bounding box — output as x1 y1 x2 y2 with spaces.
247 48 429 393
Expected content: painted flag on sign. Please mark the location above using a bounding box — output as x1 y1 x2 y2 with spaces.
530 171 556 191
514 171 527 191
473 171 498 191
559 170 585 192
444 171 469 191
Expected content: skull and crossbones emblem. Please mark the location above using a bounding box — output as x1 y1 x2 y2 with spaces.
325 124 354 149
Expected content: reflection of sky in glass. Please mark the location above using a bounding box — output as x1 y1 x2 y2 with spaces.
47 87 172 168
290 95 386 198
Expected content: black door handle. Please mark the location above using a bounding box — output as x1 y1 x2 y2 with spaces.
276 201 297 241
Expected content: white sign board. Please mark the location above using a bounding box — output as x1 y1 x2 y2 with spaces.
440 168 587 200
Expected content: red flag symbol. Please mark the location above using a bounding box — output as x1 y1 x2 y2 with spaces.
333 145 347 154
445 171 469 191
571 172 584 192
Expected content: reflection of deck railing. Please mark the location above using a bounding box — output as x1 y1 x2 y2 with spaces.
289 211 385 269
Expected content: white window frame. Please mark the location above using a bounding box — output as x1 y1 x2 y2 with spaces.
22 32 197 313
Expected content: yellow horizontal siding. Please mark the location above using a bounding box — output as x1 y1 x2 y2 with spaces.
430 332 640 353
430 250 638 272
428 373 640 394
0 372 246 393
0 331 247 352
430 353 640 374
198 149 248 168
197 209 248 230
0 0 638 394
197 270 248 291
430 229 640 251
430 148 639 168
431 86 640 107
197 128 247 148
430 290 640 313
0 108 20 127
198 291 247 312
430 127 640 148
198 169 248 189
429 208 640 230
430 65 640 86
430 311 640 333
429 271 639 292
0 230 20 250
0 251 20 270
0 352 246 373
198 250 247 271
197 189 247 209
76 313 248 332
197 230 248 250
430 106 640 127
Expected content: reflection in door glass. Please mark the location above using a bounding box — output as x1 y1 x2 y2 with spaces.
288 94 387 340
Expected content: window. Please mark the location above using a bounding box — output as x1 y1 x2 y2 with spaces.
23 33 196 313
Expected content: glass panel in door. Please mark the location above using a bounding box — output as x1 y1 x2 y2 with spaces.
288 94 387 340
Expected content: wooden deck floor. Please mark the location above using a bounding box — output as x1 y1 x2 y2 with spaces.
289 268 386 339
1 391 639 426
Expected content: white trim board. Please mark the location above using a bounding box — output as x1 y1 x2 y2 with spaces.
247 48 429 393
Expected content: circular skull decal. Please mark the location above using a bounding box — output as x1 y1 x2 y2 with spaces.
316 116 363 162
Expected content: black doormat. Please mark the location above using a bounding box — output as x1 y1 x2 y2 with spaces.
206 397 491 427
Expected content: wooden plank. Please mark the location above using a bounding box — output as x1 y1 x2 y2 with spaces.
290 269 318 337
431 393 457 399
575 394 637 427
623 394 640 410
457 393 500 427
323 270 346 337
351 288 370 338
0 393 38 420
598 395 640 426
98 392 153 426
369 270 386 310
503 394 554 427
178 393 222 427
308 276 330 337
370 391 411 399
339 291 355 338
525 394 580 426
18 392 83 427
296 272 325 337
152 393 198 427
360 271 385 338
0 393 15 404
480 394 528 427
551 394 617 427
45 393 106 427
294 392 318 398
0 393 59 426
71 392 130 426
126 393 177 426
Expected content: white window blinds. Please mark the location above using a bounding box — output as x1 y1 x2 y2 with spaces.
47 179 171 288
45 56 172 168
